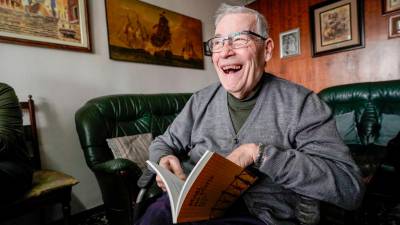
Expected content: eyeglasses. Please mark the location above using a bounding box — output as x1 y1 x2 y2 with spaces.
206 30 266 53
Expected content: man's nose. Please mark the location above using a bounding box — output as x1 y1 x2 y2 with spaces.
219 40 235 57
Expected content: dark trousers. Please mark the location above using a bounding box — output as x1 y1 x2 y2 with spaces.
135 193 267 225
0 160 33 203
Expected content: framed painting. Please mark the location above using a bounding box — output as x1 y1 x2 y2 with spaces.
383 0 400 15
309 0 365 57
105 0 204 69
0 0 91 52
389 13 400 38
279 28 300 58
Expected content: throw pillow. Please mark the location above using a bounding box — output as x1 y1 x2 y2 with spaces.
375 113 400 146
335 111 361 144
106 133 152 171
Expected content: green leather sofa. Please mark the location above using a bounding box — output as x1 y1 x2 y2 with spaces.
75 94 191 225
318 79 400 224
75 79 400 225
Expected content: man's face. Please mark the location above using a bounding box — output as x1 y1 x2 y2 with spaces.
212 13 273 99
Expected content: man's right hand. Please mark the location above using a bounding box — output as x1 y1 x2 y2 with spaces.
156 155 186 192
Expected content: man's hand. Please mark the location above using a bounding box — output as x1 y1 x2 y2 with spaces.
156 155 186 192
226 143 260 168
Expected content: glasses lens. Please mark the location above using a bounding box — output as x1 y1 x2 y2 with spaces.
208 31 262 53
231 34 250 49
208 37 224 52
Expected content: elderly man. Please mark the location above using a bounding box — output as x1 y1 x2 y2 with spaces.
135 4 364 225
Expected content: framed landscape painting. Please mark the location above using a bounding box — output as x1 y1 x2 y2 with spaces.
0 0 91 52
309 0 365 57
105 0 204 69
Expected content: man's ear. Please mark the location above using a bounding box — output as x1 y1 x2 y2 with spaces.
264 38 274 61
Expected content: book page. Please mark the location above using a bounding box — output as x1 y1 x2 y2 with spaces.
176 151 258 223
146 160 185 219
176 150 214 213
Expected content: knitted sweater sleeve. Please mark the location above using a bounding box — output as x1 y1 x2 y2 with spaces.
258 92 365 210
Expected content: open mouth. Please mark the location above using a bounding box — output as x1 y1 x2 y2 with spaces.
221 64 242 74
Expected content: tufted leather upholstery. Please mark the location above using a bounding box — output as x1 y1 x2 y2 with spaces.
318 80 400 225
319 80 400 181
319 80 400 146
75 94 191 225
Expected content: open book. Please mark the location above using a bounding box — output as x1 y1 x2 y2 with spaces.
146 150 258 224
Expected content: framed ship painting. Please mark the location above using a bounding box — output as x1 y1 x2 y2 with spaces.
0 0 91 52
105 0 204 69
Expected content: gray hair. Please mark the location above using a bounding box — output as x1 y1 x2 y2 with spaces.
214 3 269 38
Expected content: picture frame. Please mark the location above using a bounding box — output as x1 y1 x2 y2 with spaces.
105 0 204 69
389 13 400 38
309 0 365 57
0 0 91 52
279 28 300 58
382 0 400 15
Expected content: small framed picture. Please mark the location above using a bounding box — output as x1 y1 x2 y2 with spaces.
279 28 300 58
309 0 365 57
382 0 400 15
389 13 400 38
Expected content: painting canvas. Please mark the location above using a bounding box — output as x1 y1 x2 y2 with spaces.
320 4 351 46
105 0 204 69
0 0 91 52
310 0 364 57
279 28 300 58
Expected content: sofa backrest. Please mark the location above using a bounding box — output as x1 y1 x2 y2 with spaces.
318 80 400 146
75 94 192 168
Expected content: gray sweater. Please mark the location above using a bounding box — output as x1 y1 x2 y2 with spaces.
149 74 365 224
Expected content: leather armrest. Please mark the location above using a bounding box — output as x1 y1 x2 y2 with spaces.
92 158 142 175
92 159 143 211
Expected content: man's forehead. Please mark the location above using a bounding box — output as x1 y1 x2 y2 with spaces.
215 13 256 35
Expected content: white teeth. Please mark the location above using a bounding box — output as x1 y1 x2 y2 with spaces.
221 65 242 70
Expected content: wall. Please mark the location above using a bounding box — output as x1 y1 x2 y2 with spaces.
0 0 225 219
249 0 400 92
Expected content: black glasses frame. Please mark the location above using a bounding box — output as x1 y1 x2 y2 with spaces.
206 30 267 53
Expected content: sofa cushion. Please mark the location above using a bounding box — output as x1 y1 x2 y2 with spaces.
106 133 152 171
25 169 79 198
375 113 400 146
335 111 361 144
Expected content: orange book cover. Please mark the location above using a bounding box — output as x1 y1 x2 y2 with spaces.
147 150 258 224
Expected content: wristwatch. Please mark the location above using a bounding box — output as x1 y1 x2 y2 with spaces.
254 143 266 168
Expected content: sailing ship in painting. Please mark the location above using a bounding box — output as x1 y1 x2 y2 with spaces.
0 0 82 42
107 0 204 69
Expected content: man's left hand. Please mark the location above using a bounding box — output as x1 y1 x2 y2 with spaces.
226 143 259 168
